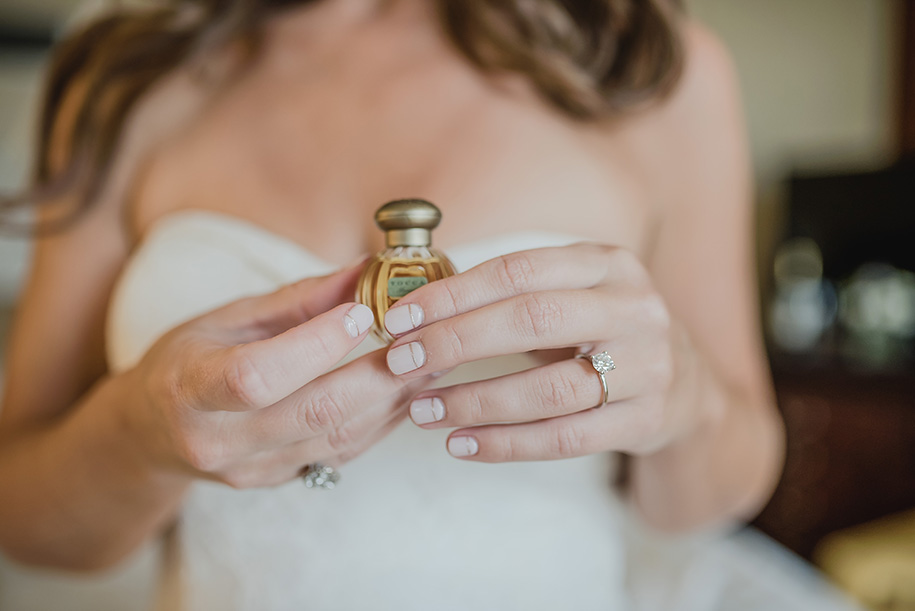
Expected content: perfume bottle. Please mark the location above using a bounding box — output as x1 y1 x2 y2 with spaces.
357 199 456 343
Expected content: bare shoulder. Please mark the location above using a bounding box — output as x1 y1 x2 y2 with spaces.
27 61 215 320
641 18 743 148
630 21 766 396
40 59 215 244
669 20 741 117
101 64 219 240
624 19 749 218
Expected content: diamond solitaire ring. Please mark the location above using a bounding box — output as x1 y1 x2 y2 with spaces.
576 351 616 407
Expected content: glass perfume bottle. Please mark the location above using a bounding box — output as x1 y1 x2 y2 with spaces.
357 199 456 343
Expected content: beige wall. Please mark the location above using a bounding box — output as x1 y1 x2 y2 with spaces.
0 0 81 28
689 0 899 269
692 0 898 179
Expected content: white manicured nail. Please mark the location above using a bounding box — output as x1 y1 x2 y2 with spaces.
384 304 424 336
344 304 375 338
448 436 479 457
387 342 426 374
410 397 445 425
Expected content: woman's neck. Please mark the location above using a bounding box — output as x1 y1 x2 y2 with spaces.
261 0 436 71
270 0 419 34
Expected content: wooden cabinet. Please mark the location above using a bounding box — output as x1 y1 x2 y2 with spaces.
754 357 915 560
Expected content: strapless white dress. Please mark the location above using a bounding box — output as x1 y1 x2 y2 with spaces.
0 210 863 611
107 210 629 610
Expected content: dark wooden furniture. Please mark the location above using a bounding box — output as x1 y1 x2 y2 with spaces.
754 356 915 560
754 6 915 553
901 0 915 155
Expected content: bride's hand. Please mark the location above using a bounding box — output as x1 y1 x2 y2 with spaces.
383 244 696 462
121 264 430 488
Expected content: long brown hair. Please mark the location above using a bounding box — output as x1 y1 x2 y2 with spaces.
4 0 684 231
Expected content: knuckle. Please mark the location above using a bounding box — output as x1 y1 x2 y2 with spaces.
604 246 652 286
334 450 358 464
551 425 586 459
307 328 337 363
437 325 467 364
155 366 191 410
497 252 537 294
326 423 356 452
220 468 261 490
281 282 313 322
179 436 226 473
595 243 625 273
642 293 672 333
500 434 516 462
301 387 347 434
151 342 204 410
537 369 578 412
609 246 641 274
594 242 620 260
515 293 562 339
224 350 270 409
461 389 486 425
437 277 464 318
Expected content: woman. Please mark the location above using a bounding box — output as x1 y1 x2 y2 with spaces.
0 0 851 609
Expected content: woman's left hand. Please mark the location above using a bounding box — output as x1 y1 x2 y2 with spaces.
383 243 699 462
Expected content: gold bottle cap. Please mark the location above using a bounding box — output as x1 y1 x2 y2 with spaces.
375 199 442 247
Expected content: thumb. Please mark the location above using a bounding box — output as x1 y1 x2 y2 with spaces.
210 257 369 341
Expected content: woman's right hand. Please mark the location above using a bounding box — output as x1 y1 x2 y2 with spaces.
120 264 426 489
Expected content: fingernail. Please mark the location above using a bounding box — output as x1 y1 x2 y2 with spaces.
384 304 424 336
386 342 426 375
344 304 375 338
410 397 445 425
448 436 479 457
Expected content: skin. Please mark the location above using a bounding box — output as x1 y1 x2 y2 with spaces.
0 0 783 571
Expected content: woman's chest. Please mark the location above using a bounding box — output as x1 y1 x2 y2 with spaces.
131 40 656 264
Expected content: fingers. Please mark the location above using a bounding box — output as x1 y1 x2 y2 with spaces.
247 403 410 488
212 389 414 489
201 302 376 411
444 399 662 463
382 244 644 338
210 261 366 343
244 349 431 447
171 351 426 488
369 245 671 465
330 406 411 464
385 288 640 377
408 357 632 429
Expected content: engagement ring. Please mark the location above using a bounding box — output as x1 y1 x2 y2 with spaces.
576 351 615 408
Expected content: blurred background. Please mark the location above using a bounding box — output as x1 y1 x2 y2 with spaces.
1 0 913 609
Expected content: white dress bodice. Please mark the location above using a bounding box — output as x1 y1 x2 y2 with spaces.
106 210 629 611
0 209 862 611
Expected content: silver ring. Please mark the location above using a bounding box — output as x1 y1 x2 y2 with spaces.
576 351 615 407
300 463 340 489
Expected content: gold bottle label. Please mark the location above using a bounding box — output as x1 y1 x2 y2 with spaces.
388 276 428 299
356 248 456 343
